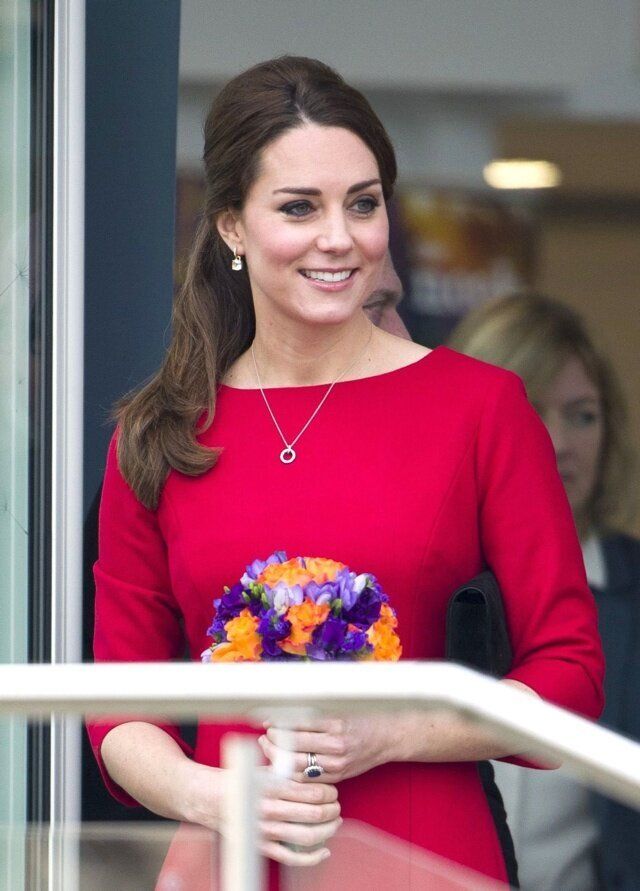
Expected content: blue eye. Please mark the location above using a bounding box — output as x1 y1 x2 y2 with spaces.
352 196 379 214
280 200 313 217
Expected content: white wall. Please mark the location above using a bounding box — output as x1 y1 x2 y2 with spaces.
178 0 640 185
177 81 563 187
180 0 639 95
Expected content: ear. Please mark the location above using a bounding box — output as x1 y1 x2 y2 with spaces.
215 209 244 255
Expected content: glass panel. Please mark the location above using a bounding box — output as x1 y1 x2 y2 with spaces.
2 708 640 889
0 1 32 887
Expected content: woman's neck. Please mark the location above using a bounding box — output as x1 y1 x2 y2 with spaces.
248 314 376 388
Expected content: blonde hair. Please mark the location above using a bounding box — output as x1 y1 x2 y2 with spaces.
449 292 637 534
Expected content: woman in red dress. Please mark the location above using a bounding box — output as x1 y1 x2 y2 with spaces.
87 56 604 888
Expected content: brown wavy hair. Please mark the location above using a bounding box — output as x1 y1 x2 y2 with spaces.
448 292 637 535
115 56 397 508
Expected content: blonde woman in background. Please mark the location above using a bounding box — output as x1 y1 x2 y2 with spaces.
449 292 640 891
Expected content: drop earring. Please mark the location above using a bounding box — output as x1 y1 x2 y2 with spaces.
231 247 243 271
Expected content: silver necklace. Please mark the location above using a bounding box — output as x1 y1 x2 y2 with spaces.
251 324 374 464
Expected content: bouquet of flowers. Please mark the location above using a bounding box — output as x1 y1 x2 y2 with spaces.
201 551 402 663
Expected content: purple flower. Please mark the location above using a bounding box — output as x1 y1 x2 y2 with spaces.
364 575 387 601
240 551 287 587
334 569 364 610
305 644 331 661
206 613 227 639
310 617 346 655
258 609 291 657
214 582 246 620
247 597 264 617
308 617 371 660
342 629 370 653
342 583 383 629
305 580 339 606
270 583 304 614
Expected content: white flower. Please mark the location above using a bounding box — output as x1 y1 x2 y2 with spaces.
272 583 304 614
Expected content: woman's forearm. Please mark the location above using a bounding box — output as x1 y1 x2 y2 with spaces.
100 722 225 827
393 680 547 764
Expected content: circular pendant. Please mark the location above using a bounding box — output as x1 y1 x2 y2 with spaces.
280 447 296 464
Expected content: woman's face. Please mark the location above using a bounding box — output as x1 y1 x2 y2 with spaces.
231 123 389 328
536 355 605 522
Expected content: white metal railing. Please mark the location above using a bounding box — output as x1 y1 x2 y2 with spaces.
2 660 640 811
51 0 86 888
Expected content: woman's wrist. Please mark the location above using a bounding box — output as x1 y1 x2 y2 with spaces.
389 682 541 764
391 711 427 762
390 709 509 764
179 759 226 829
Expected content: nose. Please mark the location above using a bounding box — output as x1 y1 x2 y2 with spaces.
316 210 353 254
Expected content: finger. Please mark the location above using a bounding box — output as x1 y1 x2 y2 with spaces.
264 717 344 735
259 796 341 825
266 727 346 757
260 817 342 848
261 777 338 804
259 840 331 867
259 736 339 780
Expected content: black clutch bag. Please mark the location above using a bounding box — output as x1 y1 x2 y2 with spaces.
445 570 512 678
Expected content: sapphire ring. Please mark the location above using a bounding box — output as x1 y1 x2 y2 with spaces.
303 752 324 779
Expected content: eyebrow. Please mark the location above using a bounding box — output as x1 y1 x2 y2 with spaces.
563 397 601 408
273 178 382 196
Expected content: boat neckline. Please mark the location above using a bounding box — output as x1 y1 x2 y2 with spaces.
219 345 444 392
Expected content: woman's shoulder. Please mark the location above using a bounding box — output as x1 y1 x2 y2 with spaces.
407 344 526 408
378 330 521 390
435 345 521 387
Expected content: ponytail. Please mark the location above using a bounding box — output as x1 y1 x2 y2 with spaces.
115 220 254 509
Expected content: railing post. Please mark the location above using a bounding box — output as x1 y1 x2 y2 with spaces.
221 735 263 891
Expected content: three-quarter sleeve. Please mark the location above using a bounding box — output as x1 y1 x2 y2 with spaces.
476 372 604 720
86 431 193 806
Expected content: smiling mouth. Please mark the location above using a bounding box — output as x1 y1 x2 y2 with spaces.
300 269 355 283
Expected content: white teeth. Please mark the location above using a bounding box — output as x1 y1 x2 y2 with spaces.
302 269 352 283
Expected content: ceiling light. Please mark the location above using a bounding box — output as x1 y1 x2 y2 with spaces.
483 159 562 190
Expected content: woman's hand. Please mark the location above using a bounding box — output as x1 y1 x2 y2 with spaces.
258 772 342 865
182 760 342 866
258 713 396 784
258 688 548 775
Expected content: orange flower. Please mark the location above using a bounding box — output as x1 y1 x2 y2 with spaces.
366 611 402 661
304 557 346 583
258 558 313 589
377 603 398 628
279 600 330 656
210 642 247 662
211 608 262 662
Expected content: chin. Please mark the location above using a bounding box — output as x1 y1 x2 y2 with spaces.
292 302 362 327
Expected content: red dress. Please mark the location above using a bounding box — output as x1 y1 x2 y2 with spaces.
88 347 604 887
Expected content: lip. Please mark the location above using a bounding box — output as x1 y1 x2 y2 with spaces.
298 268 358 292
